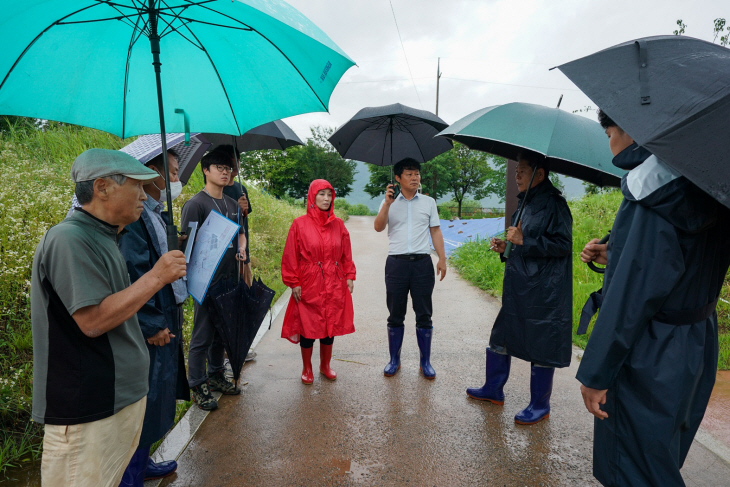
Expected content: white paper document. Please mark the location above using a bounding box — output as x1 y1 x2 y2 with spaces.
186 210 240 304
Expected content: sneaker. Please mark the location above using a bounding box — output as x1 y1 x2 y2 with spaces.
208 370 241 395
191 382 218 411
245 350 257 362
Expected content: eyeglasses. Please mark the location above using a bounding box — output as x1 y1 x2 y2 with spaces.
212 165 233 173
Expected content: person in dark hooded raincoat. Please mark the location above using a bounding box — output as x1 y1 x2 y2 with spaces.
118 151 190 484
578 110 730 487
281 179 356 384
467 154 572 425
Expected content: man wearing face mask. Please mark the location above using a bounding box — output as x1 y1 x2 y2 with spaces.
117 150 190 484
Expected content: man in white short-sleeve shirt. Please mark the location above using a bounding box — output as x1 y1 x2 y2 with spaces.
374 158 446 379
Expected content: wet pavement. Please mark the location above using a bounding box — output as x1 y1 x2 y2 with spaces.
157 216 730 487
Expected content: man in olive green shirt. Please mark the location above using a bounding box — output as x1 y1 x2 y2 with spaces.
31 149 187 487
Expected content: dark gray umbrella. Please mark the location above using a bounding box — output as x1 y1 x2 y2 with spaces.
557 35 730 208
203 120 304 153
328 103 453 166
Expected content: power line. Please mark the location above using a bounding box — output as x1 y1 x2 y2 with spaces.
388 0 423 108
441 76 580 92
339 76 579 93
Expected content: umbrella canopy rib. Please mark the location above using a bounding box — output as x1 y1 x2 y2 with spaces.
122 14 149 139
0 3 101 91
190 2 329 113
178 23 242 136
401 122 427 162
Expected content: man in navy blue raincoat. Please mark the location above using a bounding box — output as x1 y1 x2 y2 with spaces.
467 154 573 425
118 151 190 485
579 110 730 486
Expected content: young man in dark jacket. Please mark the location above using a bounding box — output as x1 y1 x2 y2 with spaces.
466 155 573 425
579 110 730 486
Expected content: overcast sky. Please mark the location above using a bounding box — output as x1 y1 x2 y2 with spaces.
281 0 726 140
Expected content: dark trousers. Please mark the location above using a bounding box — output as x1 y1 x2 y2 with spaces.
187 300 225 387
385 255 435 329
300 336 334 348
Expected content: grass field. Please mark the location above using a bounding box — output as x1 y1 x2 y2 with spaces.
450 190 730 370
0 122 308 477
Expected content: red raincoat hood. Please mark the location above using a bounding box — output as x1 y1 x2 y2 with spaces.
306 179 336 226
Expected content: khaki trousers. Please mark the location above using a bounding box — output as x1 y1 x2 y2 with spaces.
41 397 146 487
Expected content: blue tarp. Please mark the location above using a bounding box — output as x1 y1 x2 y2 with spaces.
431 217 505 256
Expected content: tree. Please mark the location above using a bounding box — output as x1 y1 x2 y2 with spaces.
484 156 507 203
363 158 452 200
239 147 297 197
673 17 728 46
436 143 497 218
239 126 356 199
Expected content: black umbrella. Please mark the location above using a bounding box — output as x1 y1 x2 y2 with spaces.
207 277 276 383
328 103 453 166
203 120 304 153
556 35 730 209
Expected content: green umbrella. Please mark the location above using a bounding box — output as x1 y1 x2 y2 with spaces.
438 102 623 187
0 0 354 248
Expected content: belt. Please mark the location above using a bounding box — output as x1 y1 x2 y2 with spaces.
578 293 719 334
391 253 430 261
653 298 719 325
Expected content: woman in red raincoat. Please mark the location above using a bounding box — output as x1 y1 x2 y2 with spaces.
281 179 356 384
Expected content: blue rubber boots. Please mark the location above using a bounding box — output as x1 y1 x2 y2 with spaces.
384 327 436 379
383 326 404 376
466 348 511 404
514 365 554 425
415 328 436 379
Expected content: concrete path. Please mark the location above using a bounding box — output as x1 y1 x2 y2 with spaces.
161 216 730 486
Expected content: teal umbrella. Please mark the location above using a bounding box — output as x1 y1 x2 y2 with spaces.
438 102 623 187
0 0 354 248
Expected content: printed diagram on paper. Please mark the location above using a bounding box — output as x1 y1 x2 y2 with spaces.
186 210 240 304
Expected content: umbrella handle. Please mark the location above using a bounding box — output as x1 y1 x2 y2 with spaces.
586 232 611 274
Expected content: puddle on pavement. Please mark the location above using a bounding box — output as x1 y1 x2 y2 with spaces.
701 371 730 450
328 458 377 480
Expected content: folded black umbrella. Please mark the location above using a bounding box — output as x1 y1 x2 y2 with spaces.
557 35 730 208
207 277 276 383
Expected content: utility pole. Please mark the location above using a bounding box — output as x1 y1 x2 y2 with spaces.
431 57 443 198
435 57 442 116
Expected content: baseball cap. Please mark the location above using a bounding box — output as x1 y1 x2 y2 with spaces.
71 148 159 183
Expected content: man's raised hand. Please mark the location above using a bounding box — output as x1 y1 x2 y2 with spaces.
384 184 396 205
153 250 187 285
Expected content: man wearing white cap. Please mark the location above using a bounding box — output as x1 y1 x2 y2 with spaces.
30 149 187 487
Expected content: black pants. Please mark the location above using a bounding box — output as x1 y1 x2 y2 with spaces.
385 255 435 329
300 336 334 348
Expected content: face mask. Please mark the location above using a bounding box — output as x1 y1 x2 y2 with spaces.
160 181 183 202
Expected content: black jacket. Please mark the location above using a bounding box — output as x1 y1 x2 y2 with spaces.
490 178 573 367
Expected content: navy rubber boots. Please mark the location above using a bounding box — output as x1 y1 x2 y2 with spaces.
383 326 405 377
514 365 554 425
415 328 436 379
466 348 511 404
